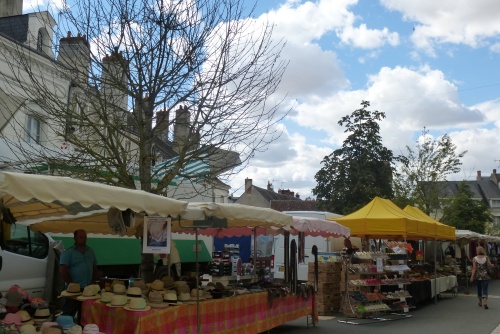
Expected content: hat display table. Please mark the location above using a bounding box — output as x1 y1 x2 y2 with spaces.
210 275 254 286
81 291 315 334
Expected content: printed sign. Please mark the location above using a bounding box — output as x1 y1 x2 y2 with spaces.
142 215 171 254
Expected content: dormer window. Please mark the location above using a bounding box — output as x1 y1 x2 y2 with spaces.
37 30 43 52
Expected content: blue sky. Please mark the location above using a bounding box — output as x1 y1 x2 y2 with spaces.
225 0 500 200
27 0 500 201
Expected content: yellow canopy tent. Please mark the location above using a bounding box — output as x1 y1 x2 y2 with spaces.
403 206 455 241
332 197 424 239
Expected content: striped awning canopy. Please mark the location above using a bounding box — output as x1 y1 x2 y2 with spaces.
152 153 210 181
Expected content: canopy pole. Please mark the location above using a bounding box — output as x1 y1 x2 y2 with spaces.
253 227 257 283
434 238 437 304
196 227 200 334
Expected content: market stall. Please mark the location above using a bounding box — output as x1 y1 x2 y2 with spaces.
331 197 457 323
81 291 314 334
0 172 316 334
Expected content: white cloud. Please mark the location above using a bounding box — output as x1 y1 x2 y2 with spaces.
381 0 500 53
490 43 500 54
291 65 485 144
228 127 332 199
338 24 400 49
266 0 399 51
267 0 358 45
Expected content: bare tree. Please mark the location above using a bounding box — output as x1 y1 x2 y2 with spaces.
0 0 288 197
393 128 467 216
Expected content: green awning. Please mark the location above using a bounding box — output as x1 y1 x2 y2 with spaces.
52 237 211 265
52 236 142 265
174 239 211 263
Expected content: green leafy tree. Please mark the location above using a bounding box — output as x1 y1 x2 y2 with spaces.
312 101 394 214
440 182 492 233
393 129 467 216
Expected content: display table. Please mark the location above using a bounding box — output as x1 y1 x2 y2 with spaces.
81 292 316 334
430 275 457 297
210 275 254 285
386 275 457 305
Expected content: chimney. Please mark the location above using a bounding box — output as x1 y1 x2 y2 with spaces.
173 105 190 153
155 110 169 143
267 180 274 191
102 47 128 119
245 178 253 194
58 31 91 83
477 171 481 181
0 0 22 18
295 193 300 199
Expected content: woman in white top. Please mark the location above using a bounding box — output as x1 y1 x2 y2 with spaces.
470 246 493 309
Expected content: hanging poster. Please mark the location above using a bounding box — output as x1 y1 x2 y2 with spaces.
142 215 171 254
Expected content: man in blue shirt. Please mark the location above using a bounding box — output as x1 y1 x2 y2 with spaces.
60 229 98 324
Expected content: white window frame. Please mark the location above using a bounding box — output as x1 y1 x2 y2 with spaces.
26 115 41 144
491 199 500 208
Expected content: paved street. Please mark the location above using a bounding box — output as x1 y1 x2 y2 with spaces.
269 279 500 334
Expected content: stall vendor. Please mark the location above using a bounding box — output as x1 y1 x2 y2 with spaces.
60 229 98 324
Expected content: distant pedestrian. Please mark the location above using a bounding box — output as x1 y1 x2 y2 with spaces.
470 245 493 309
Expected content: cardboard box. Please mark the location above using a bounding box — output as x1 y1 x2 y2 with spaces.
308 262 342 273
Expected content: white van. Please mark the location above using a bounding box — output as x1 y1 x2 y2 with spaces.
273 211 343 282
0 223 54 298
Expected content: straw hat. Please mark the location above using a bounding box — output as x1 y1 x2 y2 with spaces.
178 292 191 302
98 292 114 304
163 290 179 305
147 280 165 293
56 315 77 330
131 279 149 295
190 289 205 301
77 285 101 301
59 283 82 297
147 291 169 308
174 280 189 287
161 276 175 290
124 298 151 312
19 324 38 334
66 325 83 334
3 313 22 327
33 308 52 325
106 295 127 308
175 283 190 295
112 284 126 295
126 287 143 299
203 290 213 299
16 310 35 326
41 325 65 334
110 280 125 289
214 282 225 291
39 322 59 333
82 324 104 334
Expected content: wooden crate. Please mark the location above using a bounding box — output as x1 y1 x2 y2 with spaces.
307 272 341 283
316 293 342 305
308 262 342 273
317 303 337 316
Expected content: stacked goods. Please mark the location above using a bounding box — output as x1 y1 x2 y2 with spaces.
340 267 370 317
308 262 342 315
210 251 231 276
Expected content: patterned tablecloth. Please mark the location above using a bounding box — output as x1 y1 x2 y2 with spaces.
81 291 316 334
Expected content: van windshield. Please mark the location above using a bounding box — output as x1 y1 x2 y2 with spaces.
1 222 49 259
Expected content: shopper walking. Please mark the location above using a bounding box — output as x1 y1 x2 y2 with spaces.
470 245 493 309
